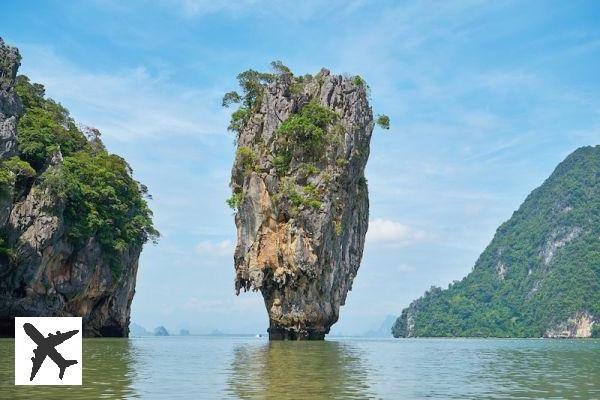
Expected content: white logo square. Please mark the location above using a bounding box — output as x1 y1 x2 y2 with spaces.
14 317 82 385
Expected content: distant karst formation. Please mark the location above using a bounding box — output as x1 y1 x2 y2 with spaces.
393 146 600 339
226 64 375 339
0 39 157 337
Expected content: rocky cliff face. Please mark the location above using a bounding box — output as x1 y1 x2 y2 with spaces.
0 39 154 337
393 146 600 338
229 68 373 339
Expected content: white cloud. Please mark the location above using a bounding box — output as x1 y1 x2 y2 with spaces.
195 239 234 257
366 218 428 246
17 44 228 141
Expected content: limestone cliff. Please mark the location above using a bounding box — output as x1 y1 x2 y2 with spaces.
227 65 376 339
0 39 157 337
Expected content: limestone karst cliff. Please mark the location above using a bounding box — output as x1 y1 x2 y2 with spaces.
0 39 157 337
393 146 600 338
226 64 378 339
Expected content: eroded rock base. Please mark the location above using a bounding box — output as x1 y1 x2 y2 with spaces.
268 326 326 340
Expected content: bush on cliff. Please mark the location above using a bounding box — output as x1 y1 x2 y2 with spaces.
14 75 158 275
15 76 89 170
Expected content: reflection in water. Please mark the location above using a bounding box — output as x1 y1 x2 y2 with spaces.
482 340 600 399
227 341 374 399
0 339 137 399
1 337 599 398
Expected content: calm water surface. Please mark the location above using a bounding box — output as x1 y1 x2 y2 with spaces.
0 337 599 399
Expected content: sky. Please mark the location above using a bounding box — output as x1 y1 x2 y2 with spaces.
2 0 600 335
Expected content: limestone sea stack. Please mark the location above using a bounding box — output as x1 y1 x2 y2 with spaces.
0 38 157 337
226 65 375 339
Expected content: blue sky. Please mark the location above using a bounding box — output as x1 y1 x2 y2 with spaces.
3 0 600 335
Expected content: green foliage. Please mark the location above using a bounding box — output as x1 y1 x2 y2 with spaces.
299 163 319 177
3 156 35 179
0 232 14 260
298 101 338 129
235 69 275 109
228 107 249 134
333 219 342 236
301 183 322 209
277 115 323 153
393 146 600 338
276 180 322 212
273 152 292 176
236 146 257 173
0 167 14 192
592 324 600 338
376 114 390 130
222 66 279 135
226 191 244 210
276 101 338 157
222 91 241 108
58 152 159 263
0 156 35 194
270 60 292 76
15 74 158 276
353 75 366 86
336 158 348 167
15 76 89 170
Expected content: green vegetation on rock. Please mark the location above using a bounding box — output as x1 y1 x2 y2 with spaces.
15 76 89 170
393 146 600 338
226 191 244 210
12 75 158 274
223 62 387 214
376 114 390 130
276 101 337 157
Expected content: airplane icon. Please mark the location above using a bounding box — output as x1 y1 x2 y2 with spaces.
23 322 79 381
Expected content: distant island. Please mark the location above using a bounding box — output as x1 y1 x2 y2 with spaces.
154 326 169 336
393 146 600 338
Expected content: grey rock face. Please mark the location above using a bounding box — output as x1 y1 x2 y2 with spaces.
0 38 21 161
231 69 373 339
0 39 140 337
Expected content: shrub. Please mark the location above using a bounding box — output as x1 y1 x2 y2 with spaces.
592 324 600 338
61 152 158 257
237 146 257 173
277 115 324 154
270 60 292 76
299 163 319 177
336 158 348 167
276 101 338 157
333 220 343 235
273 152 292 176
235 69 275 109
276 181 322 212
353 75 366 86
15 76 89 170
228 108 249 134
376 114 390 130
298 101 337 129
302 183 322 209
3 156 35 180
222 91 241 108
226 191 244 210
